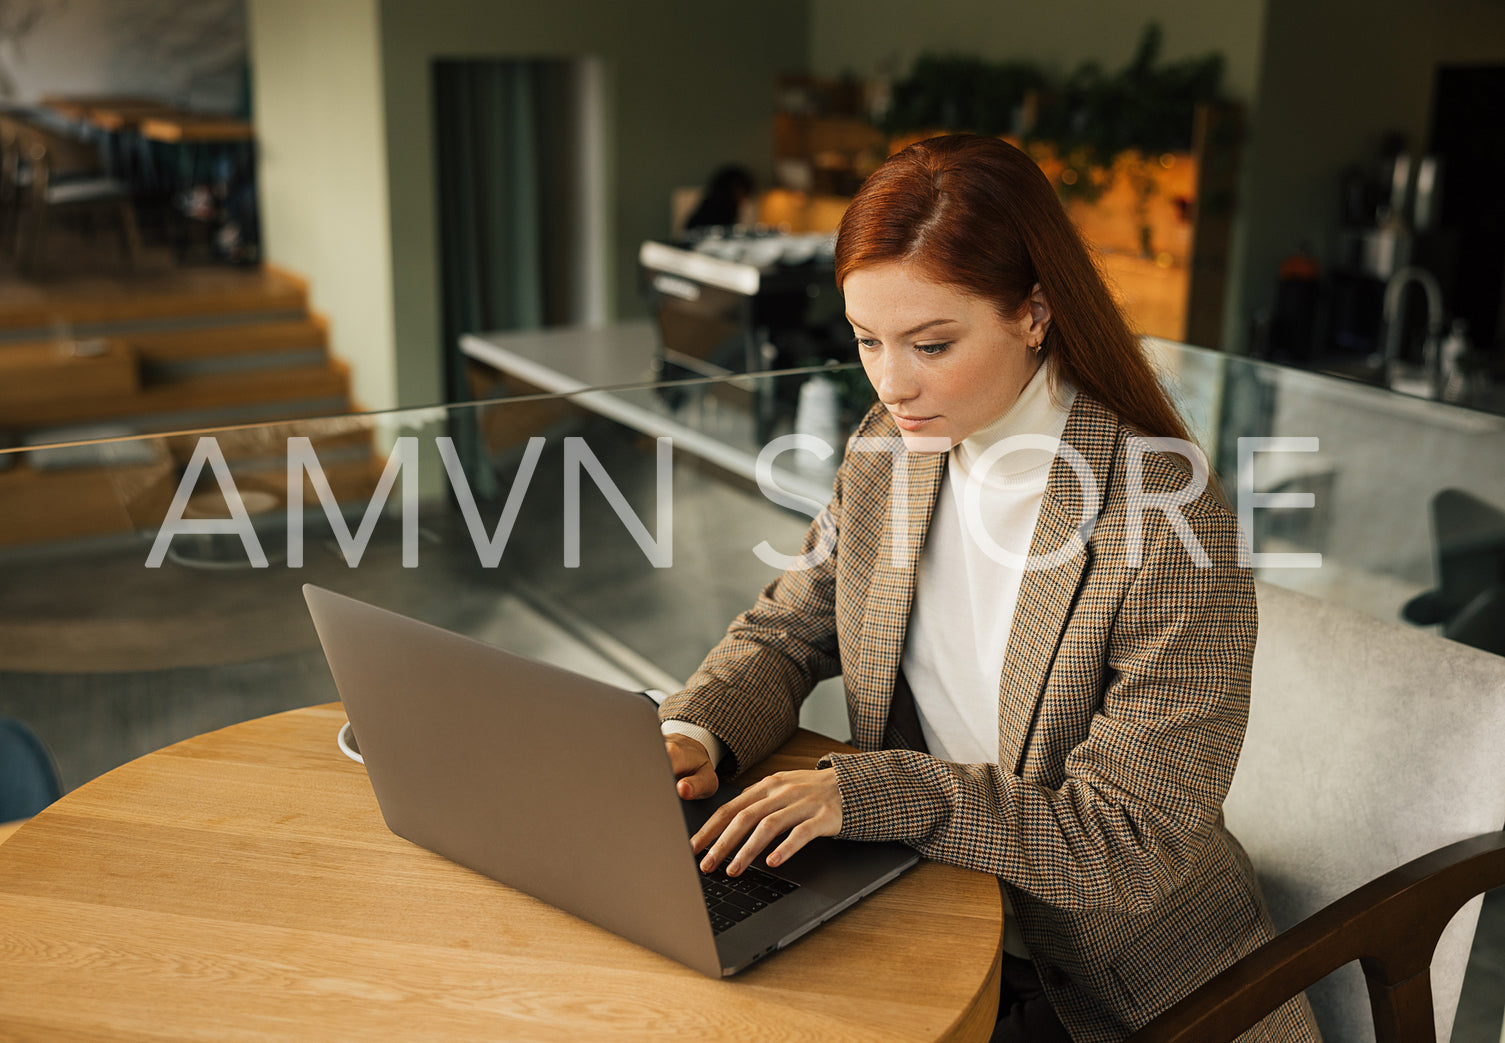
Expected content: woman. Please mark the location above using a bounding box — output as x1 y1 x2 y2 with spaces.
659 134 1320 1042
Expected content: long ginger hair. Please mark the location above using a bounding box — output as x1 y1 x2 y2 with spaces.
835 133 1195 445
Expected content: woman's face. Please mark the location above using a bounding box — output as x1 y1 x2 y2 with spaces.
844 262 1049 450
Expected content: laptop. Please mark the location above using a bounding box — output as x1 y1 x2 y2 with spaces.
303 584 919 977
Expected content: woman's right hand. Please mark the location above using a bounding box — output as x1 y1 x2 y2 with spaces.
664 733 720 800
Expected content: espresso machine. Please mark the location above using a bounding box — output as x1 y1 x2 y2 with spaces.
638 232 850 437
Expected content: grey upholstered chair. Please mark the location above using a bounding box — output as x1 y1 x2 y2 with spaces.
1132 581 1505 1042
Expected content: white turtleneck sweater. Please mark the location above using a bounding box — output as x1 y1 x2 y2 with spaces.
903 362 1075 766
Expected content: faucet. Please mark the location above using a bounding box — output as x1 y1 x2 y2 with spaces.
1380 266 1445 395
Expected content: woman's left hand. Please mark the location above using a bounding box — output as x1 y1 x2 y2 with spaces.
692 768 843 876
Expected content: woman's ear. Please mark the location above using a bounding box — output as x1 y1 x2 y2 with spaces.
1029 283 1052 339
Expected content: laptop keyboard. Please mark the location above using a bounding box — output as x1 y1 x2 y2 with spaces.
700 864 800 935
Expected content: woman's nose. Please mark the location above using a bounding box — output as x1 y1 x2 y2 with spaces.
872 349 917 404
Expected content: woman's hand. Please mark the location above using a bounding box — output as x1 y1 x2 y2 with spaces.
692 769 842 876
664 733 719 800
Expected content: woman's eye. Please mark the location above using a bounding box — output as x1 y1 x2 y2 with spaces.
854 336 879 350
916 342 950 356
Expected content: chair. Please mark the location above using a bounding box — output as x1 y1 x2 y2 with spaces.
15 137 141 275
0 715 63 825
1403 489 1505 657
1447 585 1505 658
1130 581 1505 1043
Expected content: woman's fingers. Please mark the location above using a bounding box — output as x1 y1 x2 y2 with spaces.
676 762 719 800
692 790 758 861
726 807 801 875
766 818 828 868
693 769 842 875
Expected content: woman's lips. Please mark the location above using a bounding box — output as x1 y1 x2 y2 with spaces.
892 413 937 431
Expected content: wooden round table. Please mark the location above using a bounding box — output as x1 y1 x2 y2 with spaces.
0 704 1001 1041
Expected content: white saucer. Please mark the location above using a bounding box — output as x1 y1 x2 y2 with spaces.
337 720 364 764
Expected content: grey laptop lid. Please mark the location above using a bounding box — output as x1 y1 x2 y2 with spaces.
303 584 918 977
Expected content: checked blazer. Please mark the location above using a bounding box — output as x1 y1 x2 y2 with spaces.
660 392 1320 1042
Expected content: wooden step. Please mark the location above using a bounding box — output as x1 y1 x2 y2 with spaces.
124 316 329 364
0 261 383 552
0 317 332 411
0 266 309 336
0 451 386 549
3 358 353 431
0 457 166 546
0 338 140 407
12 421 374 475
160 417 372 466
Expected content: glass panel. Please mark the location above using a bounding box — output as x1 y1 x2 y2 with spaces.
3 345 1500 794
0 371 850 793
1148 340 1505 626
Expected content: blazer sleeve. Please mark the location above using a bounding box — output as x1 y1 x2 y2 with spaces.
821 502 1257 916
657 461 847 778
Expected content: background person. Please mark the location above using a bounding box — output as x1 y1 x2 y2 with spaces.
683 163 755 232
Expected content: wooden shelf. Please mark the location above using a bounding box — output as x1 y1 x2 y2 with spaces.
766 74 1242 347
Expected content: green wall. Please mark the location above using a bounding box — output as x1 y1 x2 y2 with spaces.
377 0 812 409
251 0 808 411
249 0 1505 404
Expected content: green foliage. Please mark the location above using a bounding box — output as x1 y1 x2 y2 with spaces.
883 54 1046 138
1034 23 1223 164
882 23 1223 163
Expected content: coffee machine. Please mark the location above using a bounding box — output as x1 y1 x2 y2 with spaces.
638 232 851 436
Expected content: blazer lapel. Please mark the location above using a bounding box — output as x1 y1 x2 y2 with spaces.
996 395 1121 773
850 445 945 751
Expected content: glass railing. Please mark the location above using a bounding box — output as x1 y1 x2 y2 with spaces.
0 369 849 793
2 344 1502 793
1147 338 1505 629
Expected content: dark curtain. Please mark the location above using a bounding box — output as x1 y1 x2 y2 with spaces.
433 59 583 406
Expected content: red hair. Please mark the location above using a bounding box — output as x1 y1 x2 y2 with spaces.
835 134 1194 445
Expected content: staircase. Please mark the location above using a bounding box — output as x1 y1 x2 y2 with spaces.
0 266 380 550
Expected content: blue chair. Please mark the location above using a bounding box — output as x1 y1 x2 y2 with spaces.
0 716 63 823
